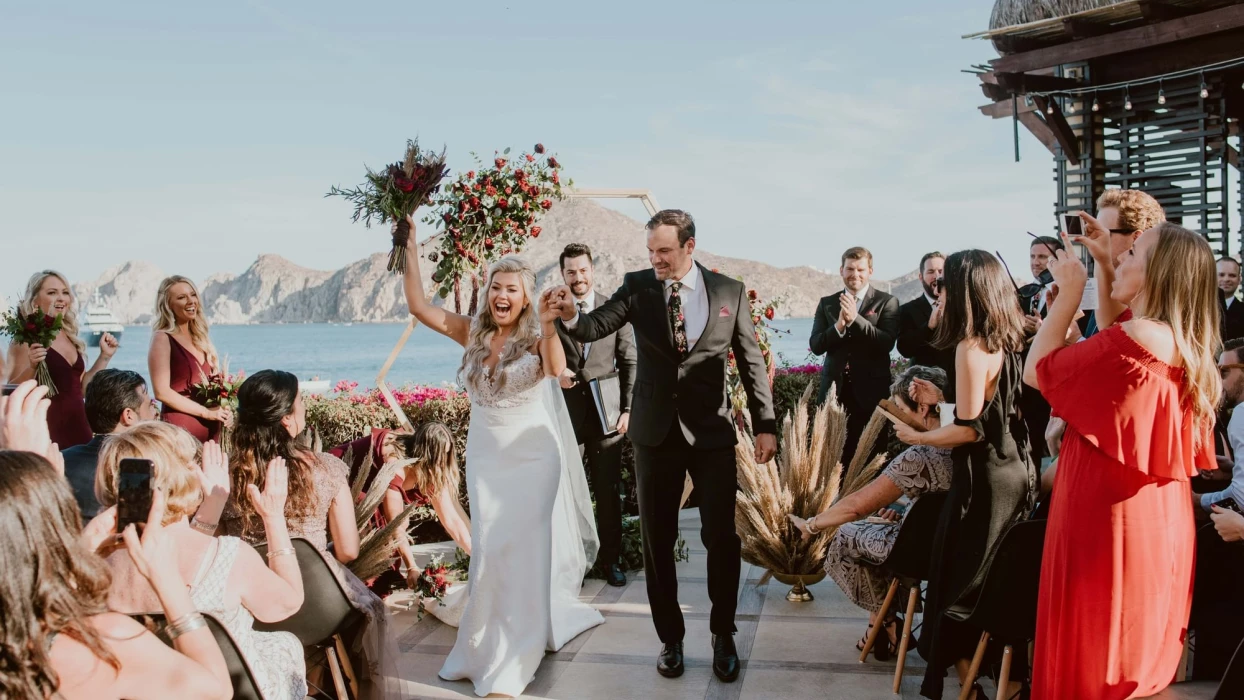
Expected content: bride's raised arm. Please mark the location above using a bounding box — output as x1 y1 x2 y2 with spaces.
536 288 567 379
402 214 472 347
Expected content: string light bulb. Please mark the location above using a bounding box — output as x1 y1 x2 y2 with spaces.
1091 94 1099 112
1157 80 1166 105
1047 99 1055 115
1200 73 1209 98
1124 89 1133 111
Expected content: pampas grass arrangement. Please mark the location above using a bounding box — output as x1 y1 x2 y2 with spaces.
736 381 887 578
340 440 438 582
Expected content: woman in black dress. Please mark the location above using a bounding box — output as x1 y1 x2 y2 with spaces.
892 250 1038 700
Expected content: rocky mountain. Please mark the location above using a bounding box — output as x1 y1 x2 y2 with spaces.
74 199 923 324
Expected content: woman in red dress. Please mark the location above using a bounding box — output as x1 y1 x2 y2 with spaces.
1026 222 1220 699
148 276 230 442
6 271 117 448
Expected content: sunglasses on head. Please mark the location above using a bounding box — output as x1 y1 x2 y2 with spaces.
997 249 1050 301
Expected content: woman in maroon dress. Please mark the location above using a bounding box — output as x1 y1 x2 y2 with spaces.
148 275 229 442
6 271 117 448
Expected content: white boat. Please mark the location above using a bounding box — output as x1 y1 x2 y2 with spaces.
80 292 124 347
299 379 331 394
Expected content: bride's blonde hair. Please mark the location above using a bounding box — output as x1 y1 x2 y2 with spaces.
458 256 540 393
152 275 218 369
19 271 85 356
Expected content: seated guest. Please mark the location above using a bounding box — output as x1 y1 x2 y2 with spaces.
788 365 952 661
149 276 230 442
330 422 471 595
223 369 402 699
0 450 231 700
1219 257 1244 341
897 252 954 379
62 369 157 518
98 421 307 700
7 270 118 449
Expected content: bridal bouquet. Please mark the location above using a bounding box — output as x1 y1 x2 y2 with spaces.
423 143 571 312
412 558 452 618
327 139 450 274
1 307 64 395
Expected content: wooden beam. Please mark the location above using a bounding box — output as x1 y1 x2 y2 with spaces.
1017 111 1060 156
1089 28 1244 85
991 3 1244 74
979 98 1038 119
981 82 1010 102
1138 0 1193 23
1031 95 1081 165
995 72 1083 93
1061 18 1111 40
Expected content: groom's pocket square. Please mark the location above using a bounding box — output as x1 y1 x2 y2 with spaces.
719 306 731 317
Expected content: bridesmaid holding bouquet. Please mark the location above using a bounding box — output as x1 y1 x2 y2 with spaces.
148 275 230 442
6 270 116 449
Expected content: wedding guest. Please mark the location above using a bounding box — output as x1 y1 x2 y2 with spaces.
6 270 118 449
809 247 900 466
1020 236 1062 463
890 249 1036 700
1026 222 1219 699
1079 189 1165 339
99 421 308 700
788 365 952 661
897 252 953 378
0 380 63 471
555 242 637 587
62 369 157 518
0 450 232 700
1218 257 1244 341
330 422 471 595
149 276 230 442
222 369 401 700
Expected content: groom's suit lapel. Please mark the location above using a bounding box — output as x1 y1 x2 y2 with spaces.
687 263 722 357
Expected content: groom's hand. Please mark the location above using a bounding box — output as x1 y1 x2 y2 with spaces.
754 433 776 463
547 285 576 321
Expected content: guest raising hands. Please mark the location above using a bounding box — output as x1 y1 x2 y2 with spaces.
148 276 229 442
6 270 118 448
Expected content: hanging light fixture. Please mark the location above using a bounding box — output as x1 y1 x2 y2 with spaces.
1200 73 1209 99
1124 88 1133 111
1091 92 1100 112
1047 99 1055 115
1157 80 1166 105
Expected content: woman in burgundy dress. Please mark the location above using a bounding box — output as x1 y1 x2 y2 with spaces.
148 275 229 442
6 270 117 449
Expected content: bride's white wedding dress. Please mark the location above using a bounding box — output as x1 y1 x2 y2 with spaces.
438 353 605 697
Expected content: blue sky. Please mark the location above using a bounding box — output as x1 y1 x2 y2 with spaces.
2 0 1059 287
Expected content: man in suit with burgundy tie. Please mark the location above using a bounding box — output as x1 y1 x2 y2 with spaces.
554 242 637 588
551 209 776 684
809 246 900 467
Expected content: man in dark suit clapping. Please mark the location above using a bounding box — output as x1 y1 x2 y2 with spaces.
896 251 954 378
554 243 637 588
809 247 900 467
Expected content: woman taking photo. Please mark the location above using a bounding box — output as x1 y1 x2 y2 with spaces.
889 250 1037 700
222 369 401 699
0 450 231 700
148 276 229 442
6 271 117 449
1026 223 1218 699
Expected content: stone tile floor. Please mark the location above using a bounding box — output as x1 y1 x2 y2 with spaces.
386 508 995 699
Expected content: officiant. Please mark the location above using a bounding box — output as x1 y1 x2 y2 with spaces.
555 243 637 588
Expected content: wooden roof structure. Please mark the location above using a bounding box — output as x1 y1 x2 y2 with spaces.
968 0 1244 252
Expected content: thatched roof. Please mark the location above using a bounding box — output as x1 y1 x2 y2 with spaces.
970 0 1241 53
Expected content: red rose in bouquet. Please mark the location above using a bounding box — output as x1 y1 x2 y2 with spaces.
327 138 450 275
1 308 64 395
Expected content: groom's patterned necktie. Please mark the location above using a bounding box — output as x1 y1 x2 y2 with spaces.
668 281 688 356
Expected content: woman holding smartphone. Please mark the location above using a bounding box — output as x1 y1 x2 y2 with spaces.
889 250 1037 700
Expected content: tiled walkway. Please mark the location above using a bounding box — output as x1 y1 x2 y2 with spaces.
387 509 993 699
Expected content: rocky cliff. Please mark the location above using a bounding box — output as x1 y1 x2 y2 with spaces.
74 199 923 324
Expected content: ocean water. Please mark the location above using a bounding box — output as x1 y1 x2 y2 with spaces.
99 317 819 388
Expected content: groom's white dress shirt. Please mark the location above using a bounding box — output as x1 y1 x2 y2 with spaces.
567 261 710 348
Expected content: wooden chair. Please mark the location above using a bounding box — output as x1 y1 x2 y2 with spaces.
131 610 265 700
255 537 363 700
857 491 950 693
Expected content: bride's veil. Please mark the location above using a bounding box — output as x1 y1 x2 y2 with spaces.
541 378 600 582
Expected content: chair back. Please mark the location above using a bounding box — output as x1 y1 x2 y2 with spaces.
955 518 1047 643
882 491 950 580
253 537 361 646
131 611 264 700
1213 636 1244 699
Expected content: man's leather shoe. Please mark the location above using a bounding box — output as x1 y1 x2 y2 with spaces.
606 564 627 587
657 641 684 678
712 634 740 682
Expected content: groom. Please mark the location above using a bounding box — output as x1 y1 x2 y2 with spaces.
552 209 777 683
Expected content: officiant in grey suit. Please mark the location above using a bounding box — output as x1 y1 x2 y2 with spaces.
554 242 637 588
551 209 776 685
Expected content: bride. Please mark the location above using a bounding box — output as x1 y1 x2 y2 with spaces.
400 219 605 697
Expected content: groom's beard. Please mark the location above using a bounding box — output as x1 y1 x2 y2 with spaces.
570 281 591 299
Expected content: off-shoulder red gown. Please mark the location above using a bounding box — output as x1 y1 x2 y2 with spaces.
160 335 220 443
1032 320 1211 699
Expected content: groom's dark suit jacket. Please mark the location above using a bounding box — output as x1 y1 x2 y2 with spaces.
563 263 777 449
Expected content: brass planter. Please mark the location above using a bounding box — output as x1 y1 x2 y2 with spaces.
770 571 826 602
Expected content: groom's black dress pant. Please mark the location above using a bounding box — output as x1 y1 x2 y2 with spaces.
633 420 740 643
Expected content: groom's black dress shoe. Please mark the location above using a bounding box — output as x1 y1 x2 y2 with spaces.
606 564 627 587
657 641 684 678
712 634 740 682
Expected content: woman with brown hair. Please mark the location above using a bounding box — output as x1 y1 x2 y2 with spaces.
7 270 118 448
148 275 230 442
0 450 230 700
1026 222 1219 699
890 249 1038 700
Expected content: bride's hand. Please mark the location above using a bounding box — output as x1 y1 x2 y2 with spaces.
538 288 563 324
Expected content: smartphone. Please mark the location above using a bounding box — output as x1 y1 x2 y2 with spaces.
1 384 18 396
1063 214 1084 238
116 458 154 533
1213 497 1244 515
